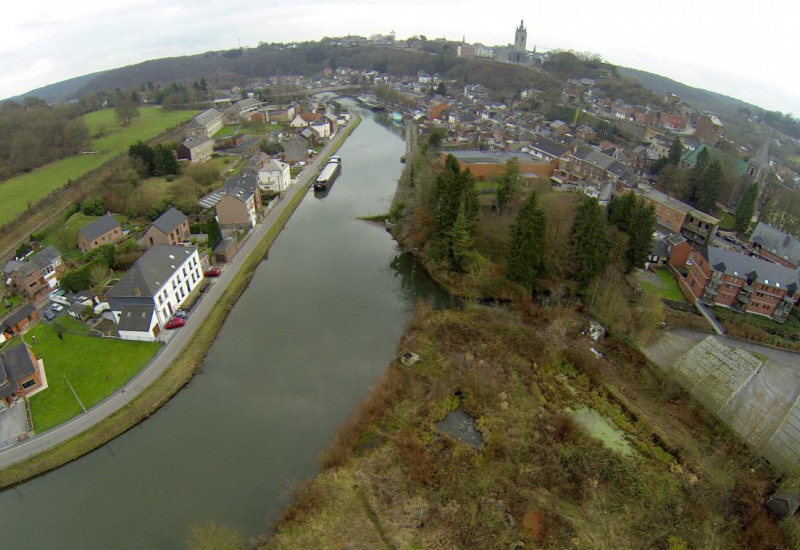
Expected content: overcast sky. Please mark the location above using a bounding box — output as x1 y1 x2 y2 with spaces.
2 1 798 115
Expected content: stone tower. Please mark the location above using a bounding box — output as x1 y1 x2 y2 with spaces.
515 19 527 51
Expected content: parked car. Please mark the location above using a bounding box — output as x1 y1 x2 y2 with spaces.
51 303 64 312
204 268 221 277
165 317 186 330
173 310 187 319
43 310 55 321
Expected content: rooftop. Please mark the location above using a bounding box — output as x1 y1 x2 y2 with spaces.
77 214 120 243
107 245 197 299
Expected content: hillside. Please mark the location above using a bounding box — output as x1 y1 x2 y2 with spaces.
619 66 759 115
6 71 106 103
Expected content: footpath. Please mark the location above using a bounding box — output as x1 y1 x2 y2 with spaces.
0 117 358 470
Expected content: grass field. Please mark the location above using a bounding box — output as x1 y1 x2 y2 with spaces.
213 125 240 138
0 107 196 227
24 317 161 433
638 269 685 302
719 212 736 231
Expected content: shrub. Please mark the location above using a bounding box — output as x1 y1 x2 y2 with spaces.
81 195 105 216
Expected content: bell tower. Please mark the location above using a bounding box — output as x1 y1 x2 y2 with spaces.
514 19 527 51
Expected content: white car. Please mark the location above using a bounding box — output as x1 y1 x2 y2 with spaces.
51 303 64 312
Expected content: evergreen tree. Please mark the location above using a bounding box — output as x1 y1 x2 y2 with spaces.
207 218 223 250
506 191 546 292
734 183 759 234
667 137 684 166
129 141 155 176
152 144 180 177
625 199 656 272
688 146 710 202
570 197 609 284
432 154 478 261
495 157 520 213
696 159 722 213
608 192 637 233
449 199 475 272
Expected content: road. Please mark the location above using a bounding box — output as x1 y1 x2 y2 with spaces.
0 117 357 469
663 327 800 366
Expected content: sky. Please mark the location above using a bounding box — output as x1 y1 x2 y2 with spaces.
2 0 799 115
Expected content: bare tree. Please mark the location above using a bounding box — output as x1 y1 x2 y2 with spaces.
115 100 140 126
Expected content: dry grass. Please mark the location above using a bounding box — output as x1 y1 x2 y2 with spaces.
264 303 789 549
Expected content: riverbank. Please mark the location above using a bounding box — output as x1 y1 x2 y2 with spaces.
263 303 791 548
0 115 361 490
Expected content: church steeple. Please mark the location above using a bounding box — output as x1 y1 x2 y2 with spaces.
514 19 527 51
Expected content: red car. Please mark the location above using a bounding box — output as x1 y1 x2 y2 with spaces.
204 268 221 277
165 317 186 330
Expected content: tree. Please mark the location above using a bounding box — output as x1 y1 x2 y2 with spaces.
432 154 478 261
607 192 637 233
89 262 112 291
428 129 444 150
207 218 223 250
115 100 140 126
625 199 656 272
506 191 546 292
449 199 475 272
696 159 722 214
152 144 180 177
436 82 447 96
129 141 155 176
570 197 609 284
495 157 521 213
667 137 684 166
81 195 105 216
734 183 759 234
687 146 710 202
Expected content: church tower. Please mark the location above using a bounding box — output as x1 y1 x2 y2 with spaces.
514 19 527 51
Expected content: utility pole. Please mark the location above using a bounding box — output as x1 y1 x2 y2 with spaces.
63 374 87 413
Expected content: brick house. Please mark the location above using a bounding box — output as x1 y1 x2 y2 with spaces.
695 113 725 145
215 188 258 228
641 189 692 233
77 214 122 251
176 135 213 164
686 246 800 323
1 304 39 336
442 150 553 180
142 208 190 250
3 246 65 301
0 342 45 407
748 222 800 269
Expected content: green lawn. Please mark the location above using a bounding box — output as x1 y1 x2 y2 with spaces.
213 125 240 138
0 107 196 227
23 317 161 433
718 212 736 231
475 180 496 192
639 269 685 302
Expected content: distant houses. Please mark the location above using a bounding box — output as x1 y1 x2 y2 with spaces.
106 245 204 341
77 214 122 251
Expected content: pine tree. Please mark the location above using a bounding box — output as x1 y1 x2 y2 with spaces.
495 157 520 213
507 191 546 292
570 197 609 284
608 192 637 233
625 199 657 272
449 199 475 272
667 137 684 166
696 159 722 214
688 146 710 202
207 218 223 250
734 183 759 234
432 155 479 261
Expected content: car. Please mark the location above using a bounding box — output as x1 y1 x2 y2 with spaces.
204 268 221 277
165 317 186 330
51 303 64 312
173 310 187 319
43 310 55 321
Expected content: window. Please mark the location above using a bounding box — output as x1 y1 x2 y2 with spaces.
22 379 36 389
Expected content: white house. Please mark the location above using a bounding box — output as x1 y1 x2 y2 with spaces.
185 108 224 138
258 159 291 192
106 245 204 341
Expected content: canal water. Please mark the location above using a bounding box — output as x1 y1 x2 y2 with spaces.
0 103 450 549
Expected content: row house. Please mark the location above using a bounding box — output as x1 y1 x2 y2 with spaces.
107 245 204 341
686 245 800 323
567 145 638 189
748 222 800 269
185 108 224 139
639 189 719 245
3 246 65 301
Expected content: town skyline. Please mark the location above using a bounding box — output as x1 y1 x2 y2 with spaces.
2 1 799 117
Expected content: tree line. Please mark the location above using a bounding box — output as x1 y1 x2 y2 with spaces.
0 98 90 181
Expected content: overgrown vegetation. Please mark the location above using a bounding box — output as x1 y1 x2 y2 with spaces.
265 303 787 549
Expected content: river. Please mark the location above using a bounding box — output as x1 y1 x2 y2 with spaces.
0 102 450 549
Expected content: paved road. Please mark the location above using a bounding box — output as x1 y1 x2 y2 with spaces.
0 118 357 469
